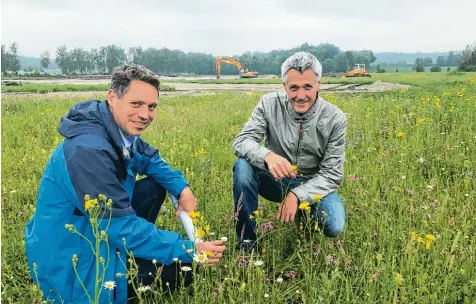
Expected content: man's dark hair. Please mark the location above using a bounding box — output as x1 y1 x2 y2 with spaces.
110 64 160 98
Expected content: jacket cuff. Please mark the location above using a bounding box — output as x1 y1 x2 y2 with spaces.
290 186 309 204
170 179 189 198
253 147 272 169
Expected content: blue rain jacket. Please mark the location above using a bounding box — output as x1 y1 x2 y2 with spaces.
25 99 194 303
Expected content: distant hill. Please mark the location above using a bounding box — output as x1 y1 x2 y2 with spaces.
19 56 59 70
374 51 463 64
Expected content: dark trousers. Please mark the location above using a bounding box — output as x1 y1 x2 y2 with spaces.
127 177 193 299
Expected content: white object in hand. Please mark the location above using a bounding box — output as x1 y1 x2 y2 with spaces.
170 194 203 243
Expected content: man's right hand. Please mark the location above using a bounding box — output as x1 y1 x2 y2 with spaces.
195 240 226 265
264 152 296 179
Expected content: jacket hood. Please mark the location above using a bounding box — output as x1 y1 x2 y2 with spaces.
58 99 124 150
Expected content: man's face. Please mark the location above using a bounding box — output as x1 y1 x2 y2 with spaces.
283 69 320 114
107 80 158 136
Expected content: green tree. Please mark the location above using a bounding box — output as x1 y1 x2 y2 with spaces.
436 56 446 66
1 44 7 74
333 53 349 72
413 58 425 72
55 45 70 74
40 51 50 70
458 43 476 72
423 57 433 67
104 45 127 73
8 42 20 74
345 51 356 68
322 58 336 73
446 51 456 66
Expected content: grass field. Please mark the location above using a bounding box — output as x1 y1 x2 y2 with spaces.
0 83 175 94
1 74 475 303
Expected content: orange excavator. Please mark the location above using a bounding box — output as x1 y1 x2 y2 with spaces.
342 63 371 77
216 56 259 79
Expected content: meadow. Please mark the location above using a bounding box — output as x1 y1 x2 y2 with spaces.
1 73 475 303
0 83 175 94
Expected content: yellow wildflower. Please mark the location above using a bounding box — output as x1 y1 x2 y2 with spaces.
425 234 435 241
196 228 206 238
312 194 324 201
291 165 298 173
84 199 98 211
416 236 424 244
425 241 432 249
396 131 404 138
416 118 426 126
410 231 417 241
298 202 311 212
253 210 262 216
188 211 200 218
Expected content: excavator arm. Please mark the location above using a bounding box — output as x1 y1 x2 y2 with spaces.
216 56 258 79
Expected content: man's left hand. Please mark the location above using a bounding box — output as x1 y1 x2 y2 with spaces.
176 187 198 218
276 192 299 223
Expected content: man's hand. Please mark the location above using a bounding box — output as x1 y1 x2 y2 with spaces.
276 192 299 223
195 240 226 265
176 187 197 218
264 152 296 179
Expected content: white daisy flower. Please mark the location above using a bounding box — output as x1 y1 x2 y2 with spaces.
193 253 208 264
137 285 151 293
253 260 264 266
103 281 116 290
181 266 192 272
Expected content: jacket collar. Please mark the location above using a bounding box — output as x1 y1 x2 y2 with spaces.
285 94 321 123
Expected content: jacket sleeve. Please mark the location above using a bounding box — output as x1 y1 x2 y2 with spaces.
232 97 271 169
134 139 189 198
290 117 347 204
65 142 194 264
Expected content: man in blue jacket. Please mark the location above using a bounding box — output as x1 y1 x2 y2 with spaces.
25 64 226 303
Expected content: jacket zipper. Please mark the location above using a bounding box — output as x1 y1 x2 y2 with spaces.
295 122 303 165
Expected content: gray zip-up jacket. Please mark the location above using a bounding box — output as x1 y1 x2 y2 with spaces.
232 92 347 204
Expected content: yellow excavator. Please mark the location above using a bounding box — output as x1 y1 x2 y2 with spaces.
216 56 259 79
343 63 371 77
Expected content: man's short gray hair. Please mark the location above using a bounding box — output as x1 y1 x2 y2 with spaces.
110 64 161 98
281 52 322 84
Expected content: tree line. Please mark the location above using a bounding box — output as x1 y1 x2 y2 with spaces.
2 42 377 76
411 46 476 72
2 42 475 76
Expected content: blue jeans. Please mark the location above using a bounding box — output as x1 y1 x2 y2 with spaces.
127 177 193 297
233 158 346 245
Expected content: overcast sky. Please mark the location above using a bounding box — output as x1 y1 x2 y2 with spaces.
2 0 475 57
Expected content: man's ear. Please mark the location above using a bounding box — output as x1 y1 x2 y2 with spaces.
107 89 116 107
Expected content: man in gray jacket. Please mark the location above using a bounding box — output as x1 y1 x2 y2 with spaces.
232 52 346 249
